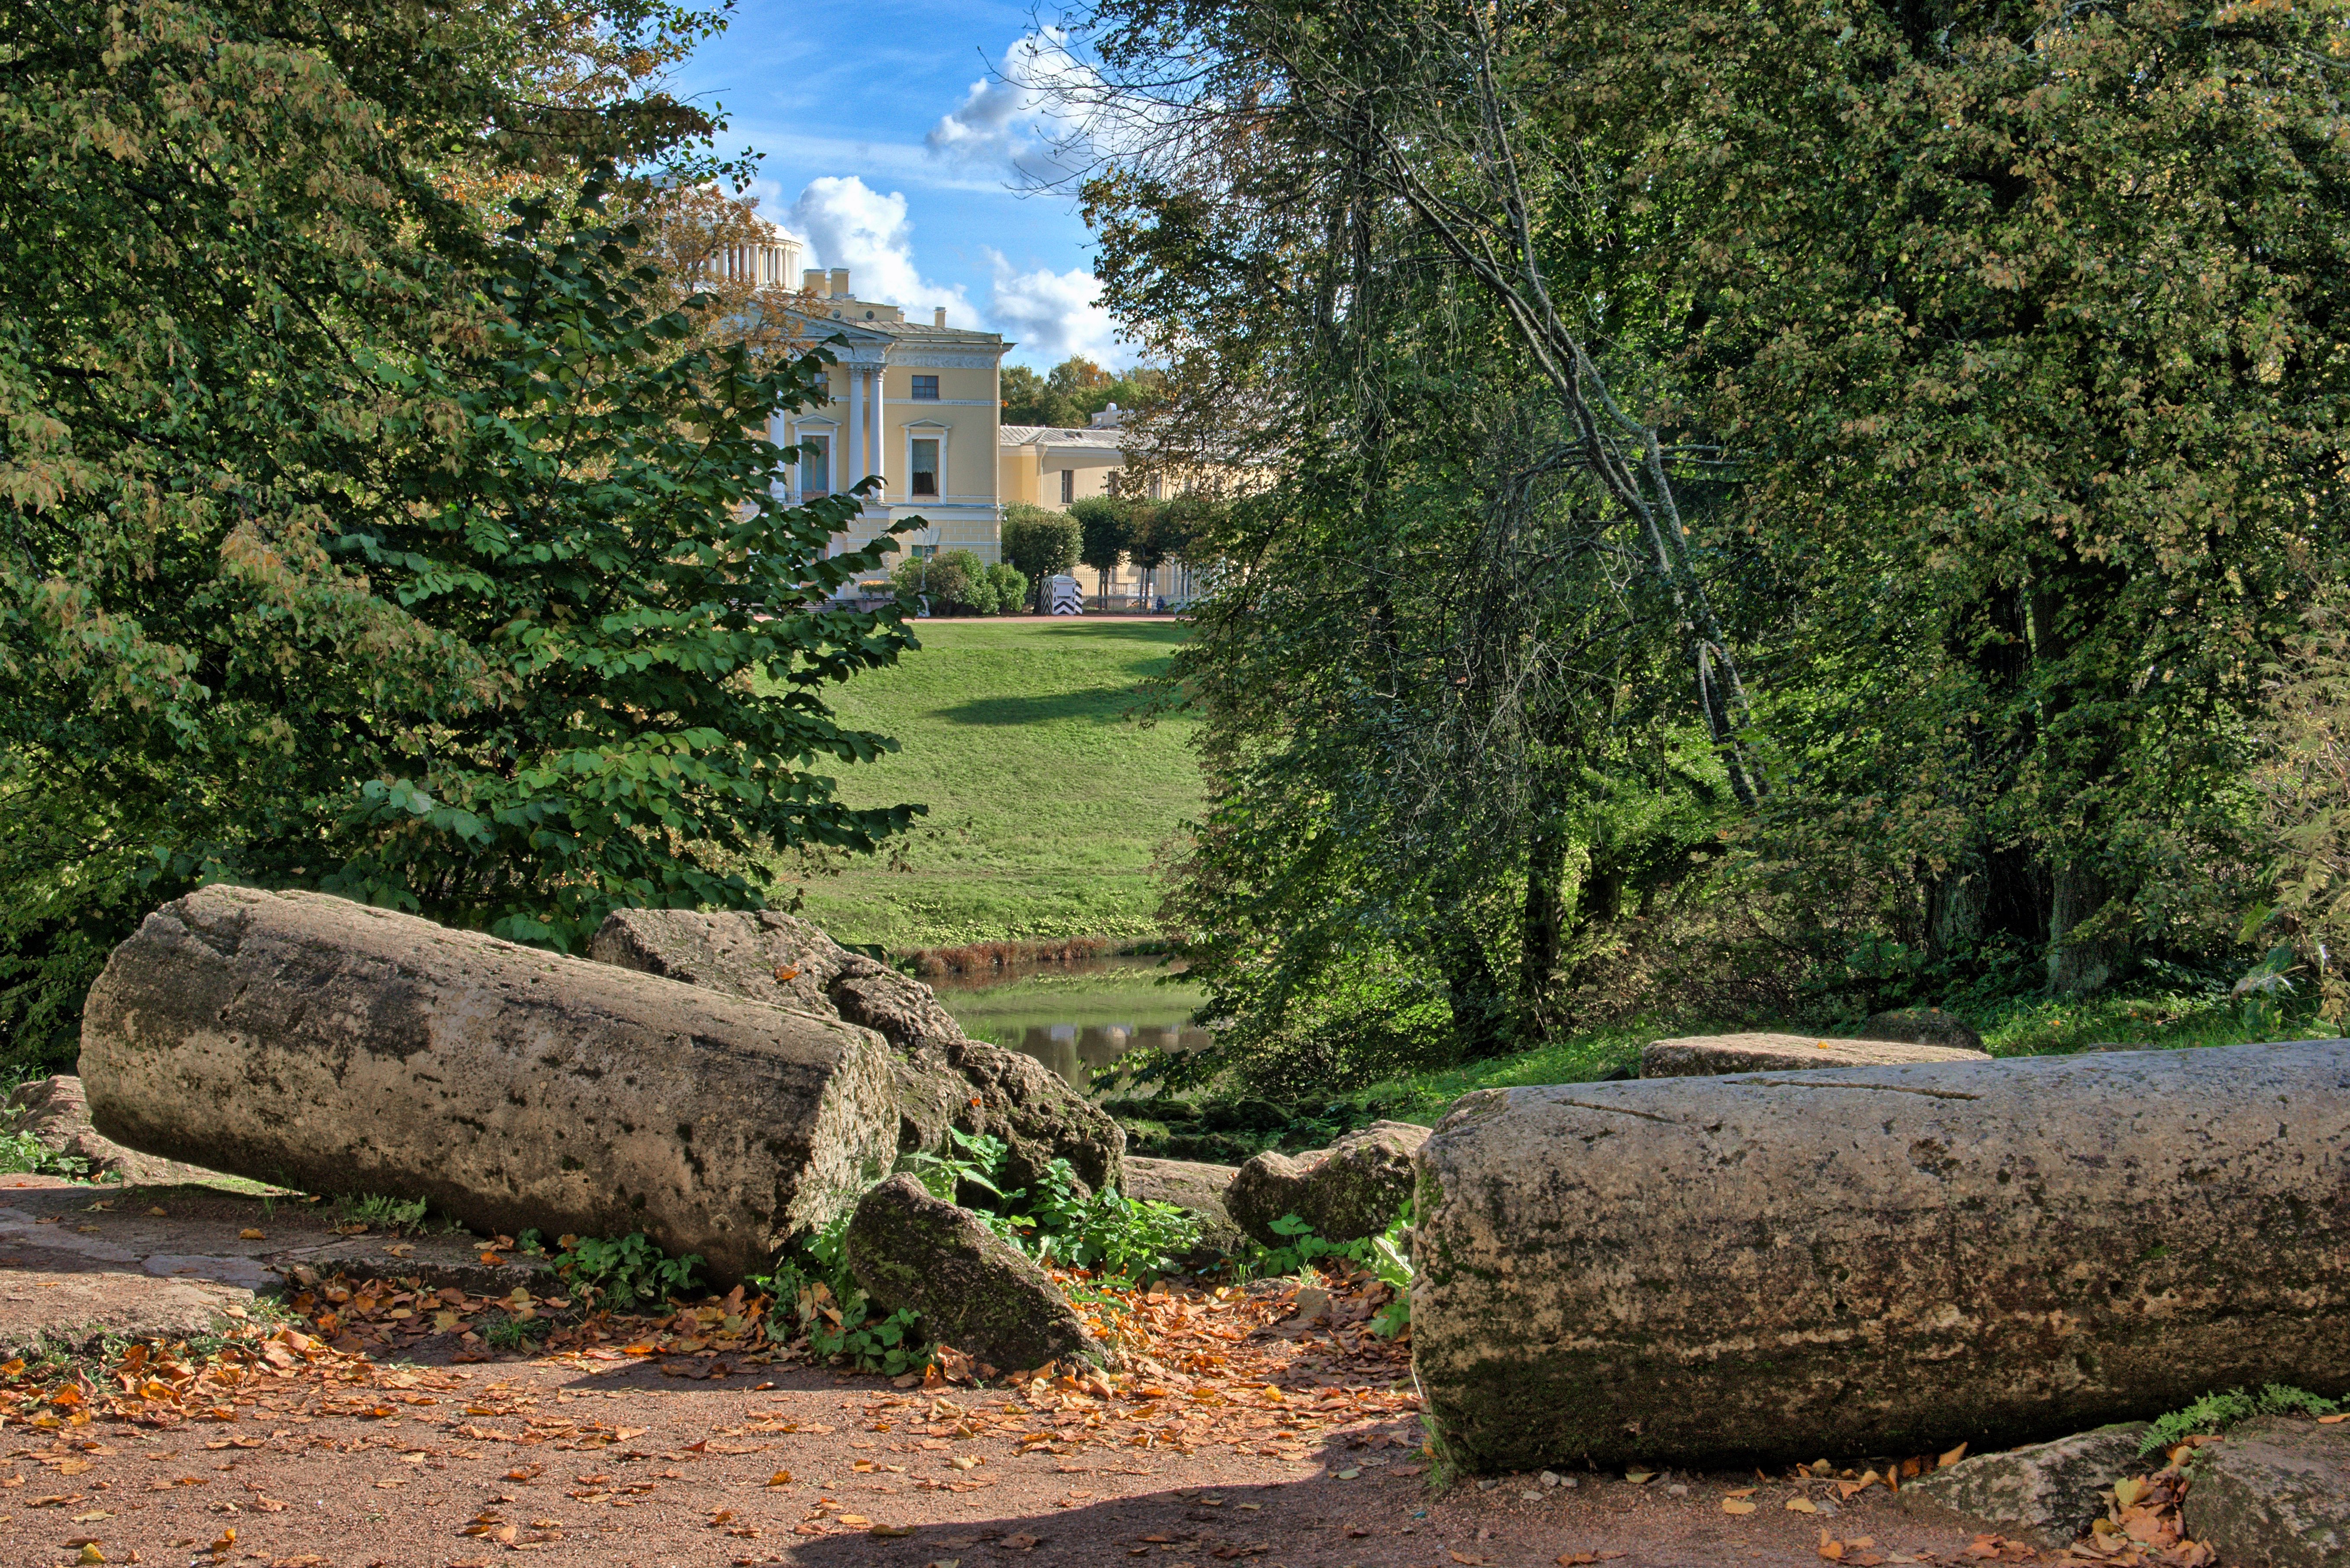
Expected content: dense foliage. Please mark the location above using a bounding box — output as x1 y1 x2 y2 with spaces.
0 0 918 1075
1062 0 2350 1087
1001 356 1166 429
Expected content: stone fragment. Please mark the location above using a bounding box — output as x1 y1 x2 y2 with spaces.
80 887 905 1284
2179 1416 2350 1568
843 1174 1101 1371
4 1075 228 1187
1225 1120 1428 1247
1640 1031 1988 1076
1864 1007 1987 1053
1123 1156 1247 1261
590 908 1123 1195
1411 1042 2350 1472
1896 1425 2151 1548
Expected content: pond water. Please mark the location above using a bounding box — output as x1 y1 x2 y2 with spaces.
933 955 1208 1094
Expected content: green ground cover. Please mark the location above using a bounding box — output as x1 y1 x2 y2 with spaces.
778 619 1202 949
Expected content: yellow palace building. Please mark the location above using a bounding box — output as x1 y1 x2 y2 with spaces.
767 270 1151 592
768 270 1013 577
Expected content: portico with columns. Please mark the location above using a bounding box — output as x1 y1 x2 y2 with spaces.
768 268 1011 591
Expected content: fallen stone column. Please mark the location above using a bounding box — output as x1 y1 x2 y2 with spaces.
80 887 905 1284
1411 1043 2350 1472
590 907 1125 1195
1642 1032 1987 1076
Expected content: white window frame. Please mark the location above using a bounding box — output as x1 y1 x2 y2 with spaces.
1059 468 1074 504
904 421 948 502
792 420 838 501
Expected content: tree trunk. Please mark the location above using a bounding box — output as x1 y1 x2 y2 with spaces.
2048 861 2121 994
1517 826 1568 1036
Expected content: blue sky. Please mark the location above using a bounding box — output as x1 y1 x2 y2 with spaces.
667 1 1124 369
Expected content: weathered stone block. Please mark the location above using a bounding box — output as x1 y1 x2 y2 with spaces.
844 1174 1101 1371
1641 1031 1988 1076
1412 1043 2350 1472
1897 1424 2150 1548
1226 1120 1427 1247
2179 1416 2350 1568
80 887 904 1284
1864 1008 1986 1053
5 1075 228 1187
1123 1157 1246 1261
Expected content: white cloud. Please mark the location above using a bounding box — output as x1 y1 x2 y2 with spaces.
926 31 1097 186
786 176 973 317
985 250 1127 366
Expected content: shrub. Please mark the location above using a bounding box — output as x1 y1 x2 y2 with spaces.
894 551 975 612
984 562 1030 617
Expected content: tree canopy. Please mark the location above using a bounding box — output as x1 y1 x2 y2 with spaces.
1001 357 1167 429
1057 0 2350 1086
0 0 918 1073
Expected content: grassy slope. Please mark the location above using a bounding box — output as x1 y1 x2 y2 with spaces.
782 619 1202 949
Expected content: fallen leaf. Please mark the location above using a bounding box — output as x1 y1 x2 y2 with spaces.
1450 1554 1487 1565
1723 1499 1756 1515
1787 1497 1818 1513
1938 1442 1968 1469
239 1229 265 1241
1000 1533 1039 1549
766 1471 794 1487
837 1514 871 1527
874 1524 917 1538
2114 1477 2145 1508
1624 1469 1656 1484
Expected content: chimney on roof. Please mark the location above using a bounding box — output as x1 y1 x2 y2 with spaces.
934 307 947 328
830 267 851 298
804 269 828 296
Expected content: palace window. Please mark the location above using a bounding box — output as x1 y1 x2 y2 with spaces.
910 374 940 400
910 437 941 498
1059 468 1074 504
799 433 831 497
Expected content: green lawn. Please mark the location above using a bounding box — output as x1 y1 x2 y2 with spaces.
781 619 1202 949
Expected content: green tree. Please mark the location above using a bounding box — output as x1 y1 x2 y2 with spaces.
1066 0 2350 1078
0 0 917 1074
1000 505 1081 609
1001 357 1167 428
1072 497 1133 605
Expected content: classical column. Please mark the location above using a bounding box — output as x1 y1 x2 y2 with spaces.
846 367 865 503
869 367 886 507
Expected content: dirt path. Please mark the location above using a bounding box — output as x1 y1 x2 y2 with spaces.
3 1174 2023 1568
0 1349 1985 1568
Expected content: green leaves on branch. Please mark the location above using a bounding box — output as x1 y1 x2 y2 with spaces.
0 0 923 1078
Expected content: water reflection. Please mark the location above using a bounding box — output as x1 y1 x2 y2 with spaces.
932 956 1210 1094
991 1021 1216 1094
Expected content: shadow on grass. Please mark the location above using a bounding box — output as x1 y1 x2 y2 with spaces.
938 687 1157 726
